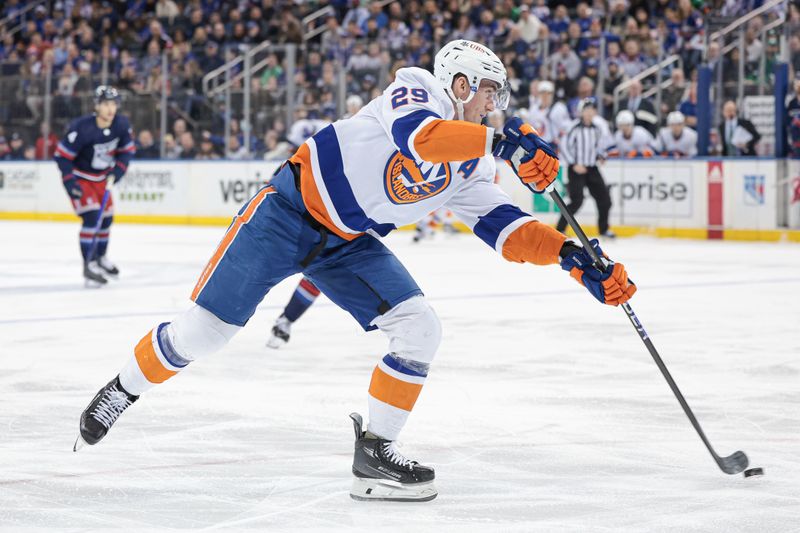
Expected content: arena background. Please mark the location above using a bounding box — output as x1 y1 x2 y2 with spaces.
1 0 799 239
2 2 800 530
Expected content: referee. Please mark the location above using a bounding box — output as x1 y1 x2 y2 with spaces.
556 98 615 238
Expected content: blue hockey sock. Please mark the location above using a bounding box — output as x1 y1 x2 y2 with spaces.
79 210 101 261
284 277 321 322
97 214 113 257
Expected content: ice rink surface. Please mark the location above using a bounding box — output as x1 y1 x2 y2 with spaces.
1 220 799 532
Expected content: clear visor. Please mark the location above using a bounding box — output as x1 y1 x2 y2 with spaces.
493 79 511 110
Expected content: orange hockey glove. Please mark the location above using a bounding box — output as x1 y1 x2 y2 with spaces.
493 118 559 193
560 240 637 306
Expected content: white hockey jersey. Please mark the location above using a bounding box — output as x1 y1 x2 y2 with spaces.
609 126 655 157
653 126 698 157
526 101 571 145
289 67 564 264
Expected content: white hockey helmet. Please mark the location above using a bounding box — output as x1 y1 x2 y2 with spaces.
667 111 685 125
346 94 363 110
537 80 555 93
434 39 510 119
616 109 635 127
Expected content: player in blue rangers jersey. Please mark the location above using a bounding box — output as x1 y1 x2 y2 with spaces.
54 86 136 285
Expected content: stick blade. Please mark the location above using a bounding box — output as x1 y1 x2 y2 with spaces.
717 450 749 474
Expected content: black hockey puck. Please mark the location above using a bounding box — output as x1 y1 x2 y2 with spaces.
743 467 764 478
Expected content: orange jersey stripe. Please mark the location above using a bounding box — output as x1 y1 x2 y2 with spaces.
413 119 490 163
502 220 566 265
368 366 424 412
290 144 360 241
134 330 177 384
190 186 275 301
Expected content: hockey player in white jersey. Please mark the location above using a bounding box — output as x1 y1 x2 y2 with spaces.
526 80 571 148
608 110 656 158
73 40 636 502
654 111 698 157
286 107 331 148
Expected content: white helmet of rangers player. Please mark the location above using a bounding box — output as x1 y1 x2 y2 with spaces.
434 40 510 120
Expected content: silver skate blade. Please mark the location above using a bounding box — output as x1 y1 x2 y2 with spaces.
350 477 437 503
101 267 120 279
73 434 88 452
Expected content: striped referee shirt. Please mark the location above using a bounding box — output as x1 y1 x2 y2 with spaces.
562 121 608 166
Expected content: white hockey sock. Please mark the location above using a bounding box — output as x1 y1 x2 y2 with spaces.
119 305 240 396
366 354 428 441
119 322 188 396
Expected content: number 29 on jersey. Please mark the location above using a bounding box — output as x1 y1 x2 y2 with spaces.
391 87 429 109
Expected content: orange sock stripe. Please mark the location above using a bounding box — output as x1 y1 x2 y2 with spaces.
190 186 275 301
134 330 177 384
290 144 359 241
368 366 423 412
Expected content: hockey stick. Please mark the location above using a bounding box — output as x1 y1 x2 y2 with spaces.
549 189 749 475
86 178 115 263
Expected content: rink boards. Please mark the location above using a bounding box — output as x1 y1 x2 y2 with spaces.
1 158 799 241
0 160 283 225
502 158 800 241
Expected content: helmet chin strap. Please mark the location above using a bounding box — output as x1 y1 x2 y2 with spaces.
446 85 475 121
455 99 465 121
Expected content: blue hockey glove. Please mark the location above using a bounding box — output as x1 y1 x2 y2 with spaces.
63 175 83 200
492 117 559 194
560 239 636 306
110 165 125 185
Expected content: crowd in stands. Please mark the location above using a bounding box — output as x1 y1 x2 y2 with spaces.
0 0 796 161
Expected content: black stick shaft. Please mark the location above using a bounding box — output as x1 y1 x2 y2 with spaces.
549 190 728 467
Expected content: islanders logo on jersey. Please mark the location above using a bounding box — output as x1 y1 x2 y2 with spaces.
383 152 481 204
383 151 452 204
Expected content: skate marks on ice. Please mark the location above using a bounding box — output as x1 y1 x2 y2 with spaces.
1 223 800 530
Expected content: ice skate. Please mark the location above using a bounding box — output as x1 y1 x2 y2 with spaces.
266 314 291 349
349 413 437 502
412 225 432 243
83 260 108 287
443 222 458 234
97 256 120 277
74 375 138 451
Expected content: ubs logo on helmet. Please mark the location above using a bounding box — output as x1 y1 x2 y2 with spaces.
383 151 451 204
461 41 488 54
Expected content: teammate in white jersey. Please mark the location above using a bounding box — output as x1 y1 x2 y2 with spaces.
608 110 656 158
525 80 572 148
412 207 458 242
73 40 636 502
654 111 698 157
